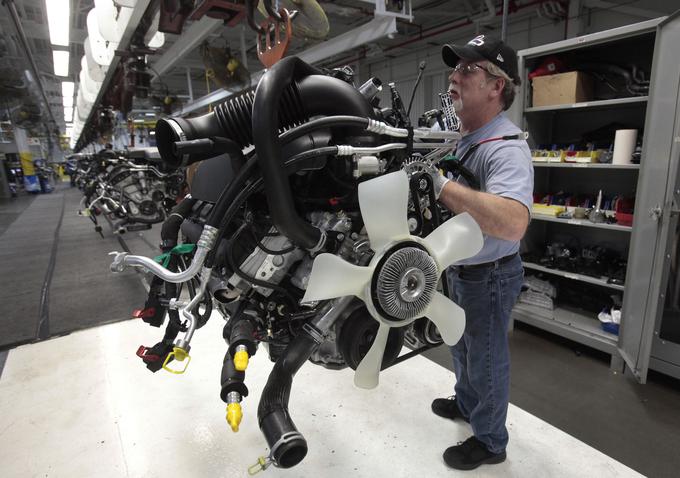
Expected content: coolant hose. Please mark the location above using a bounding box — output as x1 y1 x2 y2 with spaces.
123 213 165 225
220 351 248 402
161 196 197 251
257 329 321 468
252 57 375 250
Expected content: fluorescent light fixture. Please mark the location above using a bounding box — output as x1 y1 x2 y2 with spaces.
45 0 70 46
145 113 156 117
64 107 73 122
53 50 69 77
63 96 73 108
62 81 75 98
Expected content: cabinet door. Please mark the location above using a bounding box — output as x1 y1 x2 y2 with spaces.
619 12 680 383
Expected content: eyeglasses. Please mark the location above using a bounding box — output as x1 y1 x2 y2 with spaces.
452 63 494 76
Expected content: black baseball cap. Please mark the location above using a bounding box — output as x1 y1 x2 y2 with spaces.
442 35 521 85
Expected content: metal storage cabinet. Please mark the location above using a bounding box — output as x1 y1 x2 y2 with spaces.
510 13 680 383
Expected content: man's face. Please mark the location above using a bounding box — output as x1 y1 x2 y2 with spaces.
447 60 497 115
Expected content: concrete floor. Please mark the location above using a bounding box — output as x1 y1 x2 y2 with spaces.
0 317 643 478
1 186 679 477
425 329 680 478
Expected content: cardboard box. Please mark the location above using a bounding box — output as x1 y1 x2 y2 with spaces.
531 71 593 107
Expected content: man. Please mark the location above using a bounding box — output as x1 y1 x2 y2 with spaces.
429 35 534 470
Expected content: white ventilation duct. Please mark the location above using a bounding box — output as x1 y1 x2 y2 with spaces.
94 0 120 42
82 50 106 83
76 88 93 119
79 69 99 104
87 9 115 66
145 10 165 48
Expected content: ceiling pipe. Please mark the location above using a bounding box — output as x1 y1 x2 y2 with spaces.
382 0 546 53
502 0 510 41
4 0 58 127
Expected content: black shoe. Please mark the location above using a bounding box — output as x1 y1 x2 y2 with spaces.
431 396 469 423
443 436 506 470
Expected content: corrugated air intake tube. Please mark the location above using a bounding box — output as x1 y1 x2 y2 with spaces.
155 84 309 168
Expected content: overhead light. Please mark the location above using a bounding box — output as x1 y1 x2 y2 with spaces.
64 107 73 122
53 50 69 77
63 96 73 108
62 81 75 98
45 0 70 47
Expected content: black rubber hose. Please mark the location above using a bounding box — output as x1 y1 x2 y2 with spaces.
209 150 334 273
123 213 165 225
203 127 327 237
257 330 320 468
220 351 249 402
206 155 258 229
252 57 374 250
161 196 198 251
172 137 245 167
228 317 257 357
278 115 369 144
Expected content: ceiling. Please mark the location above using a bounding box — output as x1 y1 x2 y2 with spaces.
0 0 674 141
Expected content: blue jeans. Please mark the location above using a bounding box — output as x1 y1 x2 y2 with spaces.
445 254 524 454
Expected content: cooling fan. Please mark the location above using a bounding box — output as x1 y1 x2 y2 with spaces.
302 171 483 389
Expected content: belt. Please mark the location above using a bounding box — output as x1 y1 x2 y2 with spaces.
456 252 518 270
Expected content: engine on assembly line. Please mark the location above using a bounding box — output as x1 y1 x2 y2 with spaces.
109 56 483 472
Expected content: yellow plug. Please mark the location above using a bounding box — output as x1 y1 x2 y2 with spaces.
233 348 249 372
162 347 191 374
226 402 243 432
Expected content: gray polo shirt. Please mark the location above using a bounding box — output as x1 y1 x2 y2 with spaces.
451 112 533 265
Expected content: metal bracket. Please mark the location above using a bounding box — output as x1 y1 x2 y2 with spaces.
257 8 293 68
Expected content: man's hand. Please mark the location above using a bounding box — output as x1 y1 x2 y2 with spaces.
428 166 450 200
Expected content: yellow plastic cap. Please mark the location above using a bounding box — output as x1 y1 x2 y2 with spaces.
233 350 249 372
162 347 191 374
173 347 189 362
227 403 243 432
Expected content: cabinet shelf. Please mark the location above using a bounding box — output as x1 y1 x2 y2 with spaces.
532 215 632 232
525 96 648 113
522 261 625 291
532 162 640 169
512 303 618 354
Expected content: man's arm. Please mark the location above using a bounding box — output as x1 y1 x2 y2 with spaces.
438 181 529 242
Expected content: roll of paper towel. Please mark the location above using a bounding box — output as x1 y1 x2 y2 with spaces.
612 129 638 165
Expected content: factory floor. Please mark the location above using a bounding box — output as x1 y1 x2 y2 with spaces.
1 185 679 478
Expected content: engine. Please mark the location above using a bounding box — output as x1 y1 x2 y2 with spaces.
108 56 482 473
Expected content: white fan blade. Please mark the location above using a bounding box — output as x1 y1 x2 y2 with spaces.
358 171 410 252
354 323 390 389
423 291 466 346
301 253 372 303
422 212 483 270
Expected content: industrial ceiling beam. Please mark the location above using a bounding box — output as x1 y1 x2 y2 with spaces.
75 0 152 151
175 15 398 116
149 16 223 83
583 0 666 19
298 15 397 64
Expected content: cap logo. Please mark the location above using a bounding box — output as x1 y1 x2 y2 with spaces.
468 35 485 46
497 53 504 62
